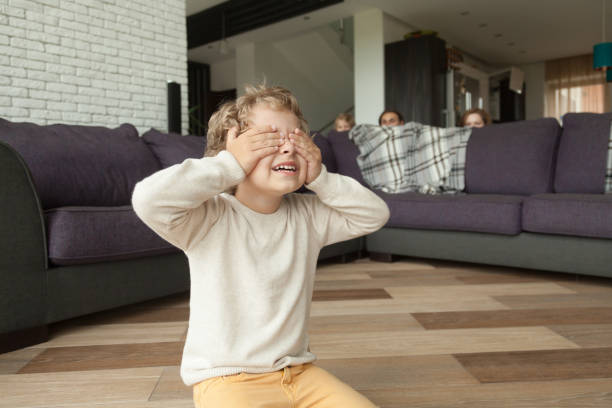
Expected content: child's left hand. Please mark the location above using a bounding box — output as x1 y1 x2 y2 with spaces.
289 129 322 185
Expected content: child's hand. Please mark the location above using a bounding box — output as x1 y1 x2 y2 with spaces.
226 126 282 174
289 129 322 184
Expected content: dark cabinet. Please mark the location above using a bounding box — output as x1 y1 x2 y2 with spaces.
384 36 447 126
188 61 236 136
496 78 525 123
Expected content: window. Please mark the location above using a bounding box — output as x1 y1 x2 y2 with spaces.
545 54 610 120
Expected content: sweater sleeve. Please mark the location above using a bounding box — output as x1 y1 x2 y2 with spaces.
305 166 390 247
132 150 245 251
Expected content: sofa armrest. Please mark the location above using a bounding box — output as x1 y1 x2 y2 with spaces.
0 140 48 342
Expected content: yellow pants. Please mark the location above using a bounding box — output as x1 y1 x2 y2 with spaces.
193 363 377 408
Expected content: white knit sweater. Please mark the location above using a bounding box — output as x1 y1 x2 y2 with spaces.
132 150 390 386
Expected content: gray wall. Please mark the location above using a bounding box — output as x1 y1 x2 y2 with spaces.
520 62 546 120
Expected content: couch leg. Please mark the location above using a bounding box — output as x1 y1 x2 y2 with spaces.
369 252 395 263
0 325 48 354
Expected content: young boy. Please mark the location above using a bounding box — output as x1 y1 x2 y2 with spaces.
132 84 389 407
334 112 355 132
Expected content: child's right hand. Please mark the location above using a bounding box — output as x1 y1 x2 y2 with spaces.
226 126 283 175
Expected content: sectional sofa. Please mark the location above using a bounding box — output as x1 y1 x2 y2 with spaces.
316 113 612 279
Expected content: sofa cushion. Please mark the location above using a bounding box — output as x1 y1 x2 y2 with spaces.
312 132 337 173
141 128 205 168
554 113 612 193
465 118 561 195
0 119 161 209
376 191 524 235
326 130 368 185
45 206 179 266
522 194 612 239
294 132 336 194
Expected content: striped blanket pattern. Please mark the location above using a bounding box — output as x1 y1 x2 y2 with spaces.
349 122 472 194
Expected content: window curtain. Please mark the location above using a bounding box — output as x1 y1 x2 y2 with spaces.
545 53 611 120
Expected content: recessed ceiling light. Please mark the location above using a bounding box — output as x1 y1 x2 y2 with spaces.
494 33 503 38
460 11 470 16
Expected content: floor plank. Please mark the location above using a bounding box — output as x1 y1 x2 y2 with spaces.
18 342 183 374
365 268 466 279
0 367 163 408
148 366 192 401
309 296 510 316
555 279 612 294
412 307 612 329
32 322 188 348
454 347 612 383
495 293 612 309
314 276 463 291
315 356 479 390
62 402 195 408
308 313 423 335
76 307 190 325
550 324 612 348
0 348 44 375
316 260 435 273
312 288 391 301
457 273 549 284
315 272 372 281
310 327 579 359
386 282 576 299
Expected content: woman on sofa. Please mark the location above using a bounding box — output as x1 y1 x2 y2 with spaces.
461 108 491 128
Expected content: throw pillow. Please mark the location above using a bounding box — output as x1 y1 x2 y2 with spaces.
326 130 368 185
465 118 561 195
141 128 206 168
555 113 611 194
0 119 161 208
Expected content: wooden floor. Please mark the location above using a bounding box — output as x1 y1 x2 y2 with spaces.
2 257 612 407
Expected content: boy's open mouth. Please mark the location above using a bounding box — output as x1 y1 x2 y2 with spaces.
272 162 297 173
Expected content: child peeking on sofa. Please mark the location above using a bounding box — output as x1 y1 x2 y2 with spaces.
132 84 389 408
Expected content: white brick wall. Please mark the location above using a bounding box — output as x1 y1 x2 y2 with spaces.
0 0 188 134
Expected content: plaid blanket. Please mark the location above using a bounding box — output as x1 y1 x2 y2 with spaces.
607 122 612 193
349 122 472 194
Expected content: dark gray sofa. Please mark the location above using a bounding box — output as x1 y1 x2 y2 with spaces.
318 113 612 279
0 120 359 354
0 122 192 353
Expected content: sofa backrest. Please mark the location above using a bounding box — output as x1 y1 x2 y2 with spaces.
465 118 561 195
141 128 206 168
0 118 161 209
554 112 612 194
312 132 337 173
326 130 368 185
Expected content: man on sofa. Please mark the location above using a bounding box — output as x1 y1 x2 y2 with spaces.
378 110 405 127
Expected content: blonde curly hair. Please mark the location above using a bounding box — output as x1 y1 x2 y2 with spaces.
205 84 309 157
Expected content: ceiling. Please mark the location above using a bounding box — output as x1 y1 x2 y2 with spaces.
185 0 612 66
